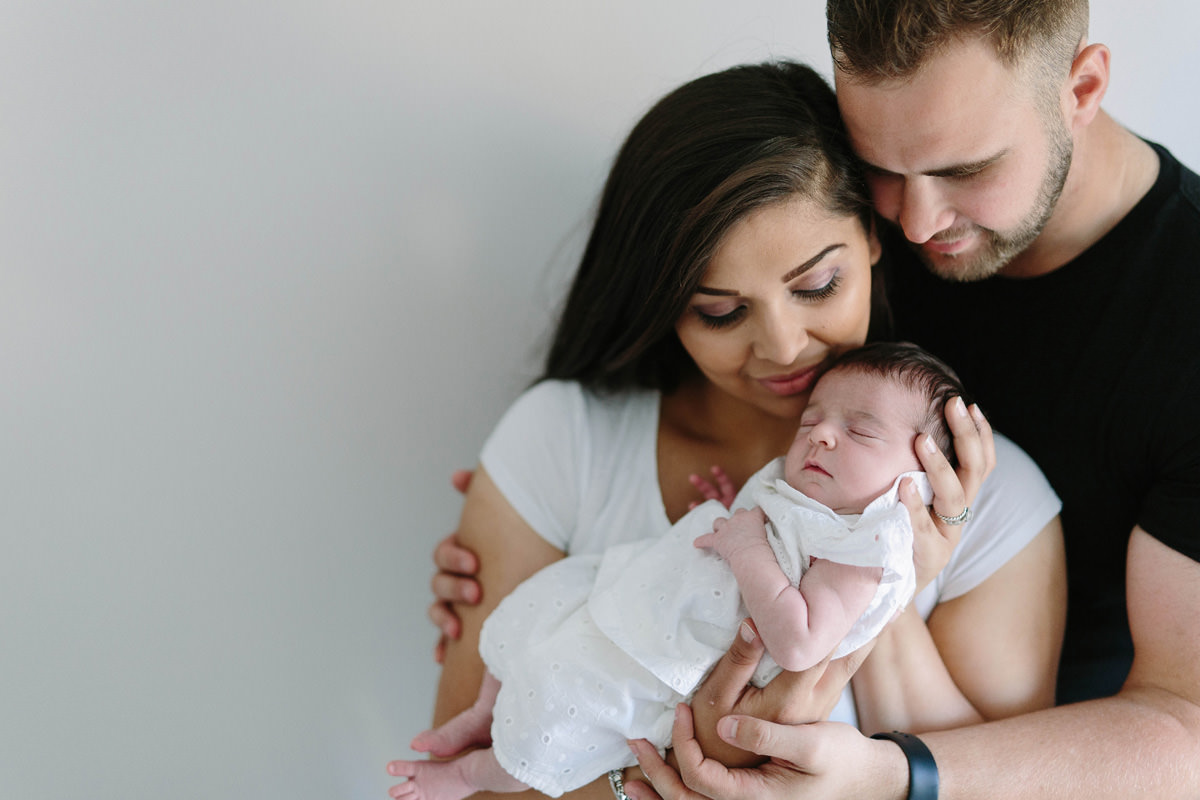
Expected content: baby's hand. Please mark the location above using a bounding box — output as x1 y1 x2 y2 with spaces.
687 465 737 510
694 507 768 561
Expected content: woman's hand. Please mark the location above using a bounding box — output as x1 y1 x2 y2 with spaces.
428 471 483 663
626 703 904 800
684 619 875 768
904 397 995 592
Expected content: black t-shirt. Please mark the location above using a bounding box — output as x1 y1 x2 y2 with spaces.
886 142 1200 704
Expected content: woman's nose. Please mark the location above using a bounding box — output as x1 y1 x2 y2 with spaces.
752 305 809 366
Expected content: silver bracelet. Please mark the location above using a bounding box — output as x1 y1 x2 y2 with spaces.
608 769 631 800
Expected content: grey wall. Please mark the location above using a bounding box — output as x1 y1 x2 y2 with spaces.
2 2 1195 798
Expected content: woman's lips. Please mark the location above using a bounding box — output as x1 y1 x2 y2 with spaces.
758 365 820 396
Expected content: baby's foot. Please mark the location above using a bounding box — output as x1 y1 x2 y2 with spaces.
410 705 492 758
386 759 476 800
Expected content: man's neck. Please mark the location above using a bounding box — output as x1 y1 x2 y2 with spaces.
999 111 1159 279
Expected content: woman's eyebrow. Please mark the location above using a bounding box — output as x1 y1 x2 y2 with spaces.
783 244 844 283
694 242 846 296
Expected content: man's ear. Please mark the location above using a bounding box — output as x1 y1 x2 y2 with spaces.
1064 42 1110 131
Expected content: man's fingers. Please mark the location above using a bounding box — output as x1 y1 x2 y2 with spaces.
433 634 447 664
431 572 481 605
719 715 819 764
433 534 480 576
427 601 462 639
450 469 474 494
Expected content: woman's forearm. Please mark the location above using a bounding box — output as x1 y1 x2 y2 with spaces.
850 603 982 734
853 520 1064 735
431 468 565 725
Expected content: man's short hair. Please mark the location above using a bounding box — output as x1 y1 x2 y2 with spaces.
827 0 1089 87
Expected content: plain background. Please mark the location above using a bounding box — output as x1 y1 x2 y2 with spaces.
2 2 1196 798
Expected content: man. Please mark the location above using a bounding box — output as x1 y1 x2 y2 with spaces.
632 2 1200 798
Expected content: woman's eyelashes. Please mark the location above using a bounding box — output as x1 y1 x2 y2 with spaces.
691 268 844 329
695 305 747 329
792 269 842 300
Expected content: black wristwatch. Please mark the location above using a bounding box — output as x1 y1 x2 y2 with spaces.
870 731 939 800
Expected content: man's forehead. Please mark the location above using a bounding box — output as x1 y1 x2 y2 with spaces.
834 56 1027 177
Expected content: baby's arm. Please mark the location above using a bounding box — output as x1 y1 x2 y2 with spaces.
695 508 881 672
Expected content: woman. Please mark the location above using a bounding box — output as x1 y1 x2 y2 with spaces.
404 61 1064 800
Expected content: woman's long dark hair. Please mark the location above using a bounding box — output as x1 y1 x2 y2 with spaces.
542 60 885 393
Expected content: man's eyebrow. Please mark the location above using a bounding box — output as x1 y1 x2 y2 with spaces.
859 151 1007 179
695 244 845 296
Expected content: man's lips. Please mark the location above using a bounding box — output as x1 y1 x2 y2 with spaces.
925 230 976 255
758 365 821 396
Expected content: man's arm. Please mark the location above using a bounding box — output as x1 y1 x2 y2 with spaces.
636 527 1200 800
921 526 1200 799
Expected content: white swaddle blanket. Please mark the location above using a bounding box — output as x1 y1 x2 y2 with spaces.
479 458 930 796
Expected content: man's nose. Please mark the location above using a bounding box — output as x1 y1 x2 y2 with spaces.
898 176 955 244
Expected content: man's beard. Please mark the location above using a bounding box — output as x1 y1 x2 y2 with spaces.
911 123 1073 283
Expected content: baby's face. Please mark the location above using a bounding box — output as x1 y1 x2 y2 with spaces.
784 368 926 513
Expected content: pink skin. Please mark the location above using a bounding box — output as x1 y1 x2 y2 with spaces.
410 672 500 758
386 749 525 800
389 673 528 800
782 370 925 514
688 465 738 510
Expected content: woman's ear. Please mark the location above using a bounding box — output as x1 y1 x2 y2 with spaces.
867 217 883 266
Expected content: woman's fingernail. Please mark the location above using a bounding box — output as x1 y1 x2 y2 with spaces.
953 396 968 416
739 620 757 643
924 435 938 454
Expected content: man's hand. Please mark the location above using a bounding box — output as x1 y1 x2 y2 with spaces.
428 471 483 663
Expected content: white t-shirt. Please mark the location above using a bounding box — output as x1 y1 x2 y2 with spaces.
480 380 1061 725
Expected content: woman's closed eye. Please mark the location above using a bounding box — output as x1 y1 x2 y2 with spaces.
693 304 747 329
791 268 842 301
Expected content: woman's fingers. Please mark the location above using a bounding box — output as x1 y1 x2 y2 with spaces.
902 475 957 591
917 431 967 525
942 397 996 505
734 641 870 724
627 737 687 800
691 621 765 709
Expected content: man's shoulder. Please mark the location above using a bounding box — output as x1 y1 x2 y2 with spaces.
1148 141 1200 218
1179 159 1200 214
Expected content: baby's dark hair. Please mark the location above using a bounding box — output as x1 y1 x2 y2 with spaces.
823 342 971 467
